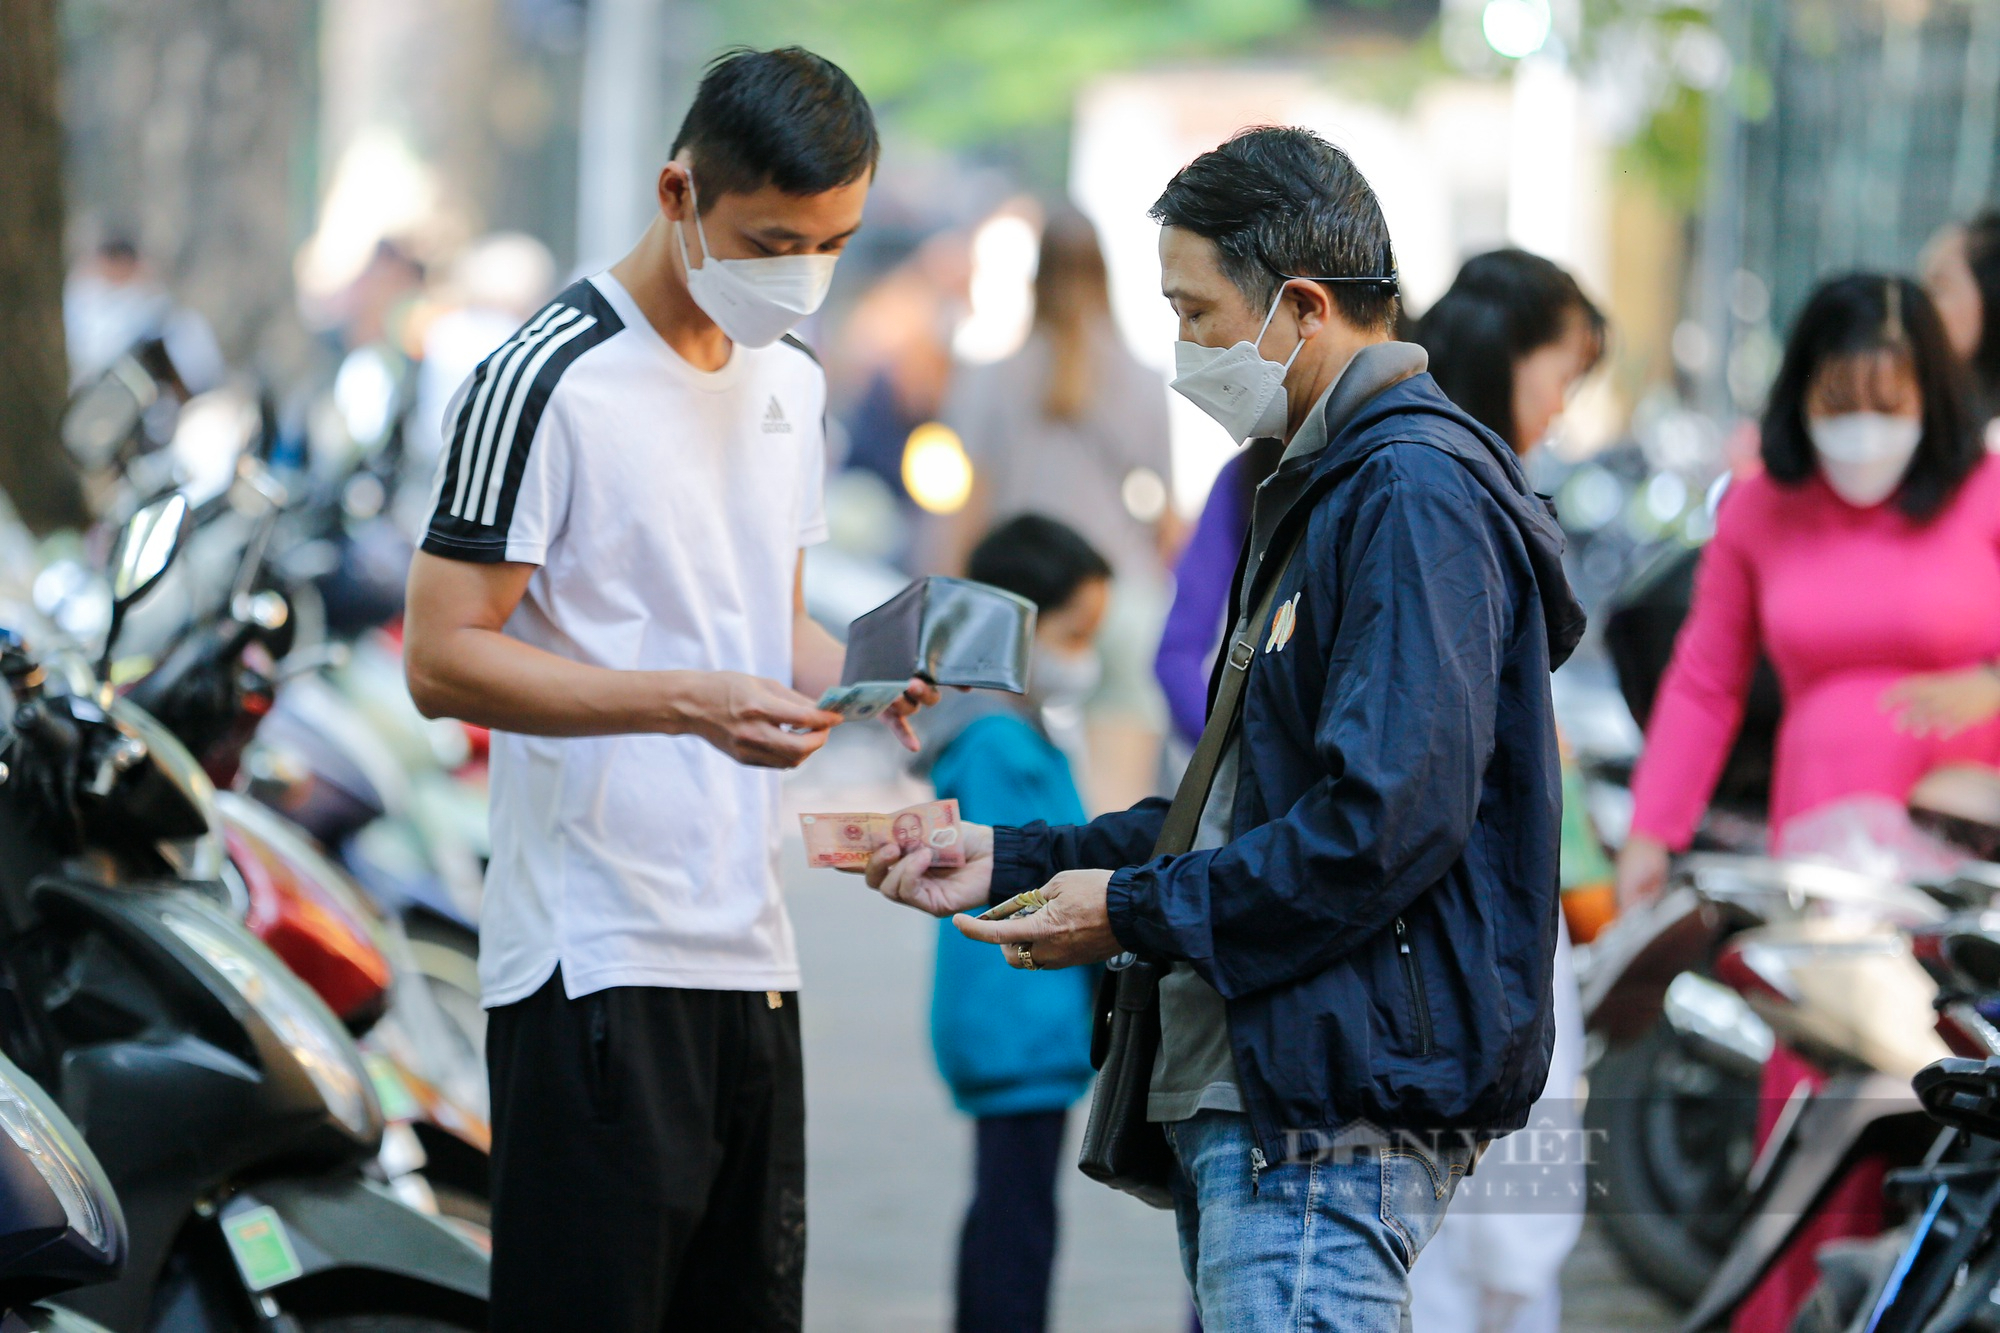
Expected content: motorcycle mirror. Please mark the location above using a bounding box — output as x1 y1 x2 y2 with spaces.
98 493 191 681
61 357 156 470
1913 1055 2000 1139
1943 931 2000 995
108 493 190 608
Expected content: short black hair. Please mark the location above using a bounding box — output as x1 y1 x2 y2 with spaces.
1148 126 1400 331
967 515 1112 612
1415 249 1606 448
670 47 879 206
1762 273 1977 521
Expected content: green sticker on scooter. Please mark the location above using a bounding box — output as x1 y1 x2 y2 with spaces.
223 1204 304 1291
365 1052 420 1122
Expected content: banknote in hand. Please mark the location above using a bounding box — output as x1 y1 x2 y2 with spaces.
815 681 910 722
800 798 964 870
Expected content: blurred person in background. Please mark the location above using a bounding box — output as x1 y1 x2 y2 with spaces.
63 236 224 394
1923 212 2000 444
1406 248 1605 1333
1154 437 1284 750
1617 275 1995 906
941 208 1176 812
1416 250 1604 462
413 232 557 469
336 238 427 352
836 231 970 506
915 513 1111 1333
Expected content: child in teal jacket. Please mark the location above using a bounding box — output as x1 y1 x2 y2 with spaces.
916 514 1111 1333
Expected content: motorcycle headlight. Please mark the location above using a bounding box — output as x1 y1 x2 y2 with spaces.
0 1070 113 1255
160 903 379 1139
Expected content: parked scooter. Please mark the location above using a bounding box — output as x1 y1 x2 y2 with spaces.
0 496 488 1330
66 466 493 1214
215 791 491 1218
1676 908 1955 1329
45 316 494 1129
243 642 488 1093
1582 855 1947 1305
77 426 491 1123
124 399 490 1096
1781 914 2000 1332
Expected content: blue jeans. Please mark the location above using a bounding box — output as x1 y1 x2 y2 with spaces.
1165 1111 1472 1333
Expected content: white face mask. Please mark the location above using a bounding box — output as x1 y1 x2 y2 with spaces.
1809 412 1923 508
675 173 838 349
1030 644 1102 708
1170 282 1307 443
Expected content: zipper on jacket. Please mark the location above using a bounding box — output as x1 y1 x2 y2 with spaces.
1250 1146 1267 1191
1395 917 1434 1057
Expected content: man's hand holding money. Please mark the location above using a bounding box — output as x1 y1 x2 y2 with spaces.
858 822 1120 970
953 869 1121 971
864 821 996 918
816 677 942 753
679 673 939 769
677 672 844 768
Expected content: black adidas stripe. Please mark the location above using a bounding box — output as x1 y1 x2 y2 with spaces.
433 301 566 528
456 305 584 519
423 279 625 562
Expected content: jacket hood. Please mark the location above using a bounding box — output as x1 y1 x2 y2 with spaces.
1320 375 1588 668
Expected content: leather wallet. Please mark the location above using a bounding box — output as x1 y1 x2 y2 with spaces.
839 576 1036 694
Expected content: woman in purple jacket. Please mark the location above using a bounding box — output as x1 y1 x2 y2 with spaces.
1153 436 1284 747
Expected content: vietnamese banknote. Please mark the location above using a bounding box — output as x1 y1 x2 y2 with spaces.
800 797 965 870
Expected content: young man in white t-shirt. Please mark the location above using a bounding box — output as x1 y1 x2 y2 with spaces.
402 47 929 1332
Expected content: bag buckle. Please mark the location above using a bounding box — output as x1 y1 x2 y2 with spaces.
1227 637 1256 670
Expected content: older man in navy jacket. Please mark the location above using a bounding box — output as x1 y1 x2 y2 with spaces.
867 126 1585 1332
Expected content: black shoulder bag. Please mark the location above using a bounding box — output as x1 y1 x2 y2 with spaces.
1076 528 1306 1208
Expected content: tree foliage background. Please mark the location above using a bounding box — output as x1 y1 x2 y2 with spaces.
727 0 1308 146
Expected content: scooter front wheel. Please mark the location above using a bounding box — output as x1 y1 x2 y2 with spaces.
1587 1017 1762 1304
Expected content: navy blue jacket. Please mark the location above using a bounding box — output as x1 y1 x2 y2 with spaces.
991 373 1586 1161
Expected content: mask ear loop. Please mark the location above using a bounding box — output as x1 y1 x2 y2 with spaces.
675 170 715 273
1253 279 1310 373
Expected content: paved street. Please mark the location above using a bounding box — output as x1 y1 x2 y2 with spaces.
784 726 1681 1332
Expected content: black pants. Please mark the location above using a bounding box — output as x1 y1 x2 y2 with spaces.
955 1109 1068 1333
486 971 805 1333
